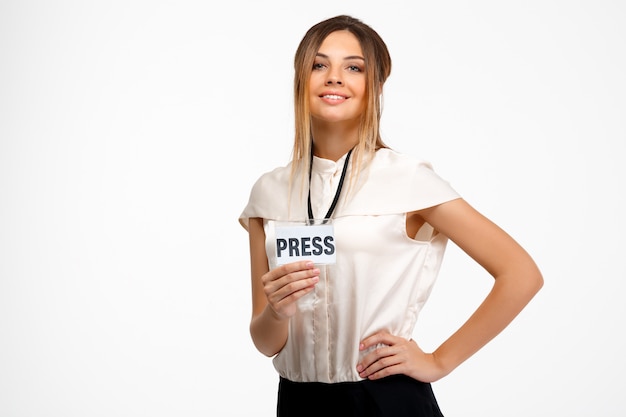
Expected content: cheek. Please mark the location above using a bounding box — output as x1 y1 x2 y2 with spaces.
356 84 367 109
308 74 322 102
356 79 367 96
309 71 324 88
351 77 367 99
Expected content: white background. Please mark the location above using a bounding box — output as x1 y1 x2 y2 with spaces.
1 1 624 416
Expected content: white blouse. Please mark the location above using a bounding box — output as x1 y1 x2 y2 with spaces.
239 148 460 383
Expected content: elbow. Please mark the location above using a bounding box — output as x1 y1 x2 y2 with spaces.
528 259 544 293
496 262 544 303
532 270 544 297
252 336 281 358
534 271 544 292
521 264 544 301
249 321 284 358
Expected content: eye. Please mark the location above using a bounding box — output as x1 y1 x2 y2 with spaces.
347 65 363 72
312 62 326 70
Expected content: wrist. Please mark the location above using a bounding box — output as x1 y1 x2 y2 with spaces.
430 350 456 379
266 304 290 323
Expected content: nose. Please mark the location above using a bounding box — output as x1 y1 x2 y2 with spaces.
326 68 343 85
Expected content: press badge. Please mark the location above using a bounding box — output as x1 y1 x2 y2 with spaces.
274 220 336 265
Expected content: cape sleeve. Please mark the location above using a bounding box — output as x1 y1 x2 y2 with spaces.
238 163 306 231
338 149 461 216
238 149 462 230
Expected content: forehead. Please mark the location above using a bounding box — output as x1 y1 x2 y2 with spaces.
317 30 363 56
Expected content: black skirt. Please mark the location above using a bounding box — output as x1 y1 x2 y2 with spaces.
277 375 444 417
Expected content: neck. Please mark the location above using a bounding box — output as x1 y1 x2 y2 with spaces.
311 121 359 161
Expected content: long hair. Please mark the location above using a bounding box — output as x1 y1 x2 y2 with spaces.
290 15 392 195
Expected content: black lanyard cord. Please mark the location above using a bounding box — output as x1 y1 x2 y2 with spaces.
307 147 354 224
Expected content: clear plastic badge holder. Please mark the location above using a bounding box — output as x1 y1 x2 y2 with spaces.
273 219 336 265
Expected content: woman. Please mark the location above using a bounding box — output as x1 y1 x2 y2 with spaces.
239 15 543 417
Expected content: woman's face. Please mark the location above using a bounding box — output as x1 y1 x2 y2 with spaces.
308 30 367 126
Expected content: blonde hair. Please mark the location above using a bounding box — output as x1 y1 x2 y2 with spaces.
290 15 392 194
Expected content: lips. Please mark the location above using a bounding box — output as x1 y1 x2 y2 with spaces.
321 94 347 100
319 91 349 105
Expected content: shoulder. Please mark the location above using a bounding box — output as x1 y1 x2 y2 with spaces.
342 148 460 215
239 161 305 229
368 148 437 180
373 147 422 162
249 163 293 196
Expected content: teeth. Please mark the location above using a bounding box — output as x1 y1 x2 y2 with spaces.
323 95 344 100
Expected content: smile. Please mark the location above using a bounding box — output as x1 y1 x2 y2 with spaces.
322 94 347 100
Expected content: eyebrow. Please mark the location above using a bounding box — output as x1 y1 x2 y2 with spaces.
316 52 365 61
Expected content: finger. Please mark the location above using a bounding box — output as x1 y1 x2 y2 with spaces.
269 273 319 303
264 261 319 286
357 343 395 372
359 331 399 351
276 260 318 278
357 346 403 378
263 261 319 292
363 363 405 380
265 262 319 306
272 283 317 309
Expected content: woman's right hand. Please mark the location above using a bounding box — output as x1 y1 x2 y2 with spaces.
248 218 320 356
262 261 320 320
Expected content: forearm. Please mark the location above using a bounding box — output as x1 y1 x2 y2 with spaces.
433 266 543 376
250 305 290 357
